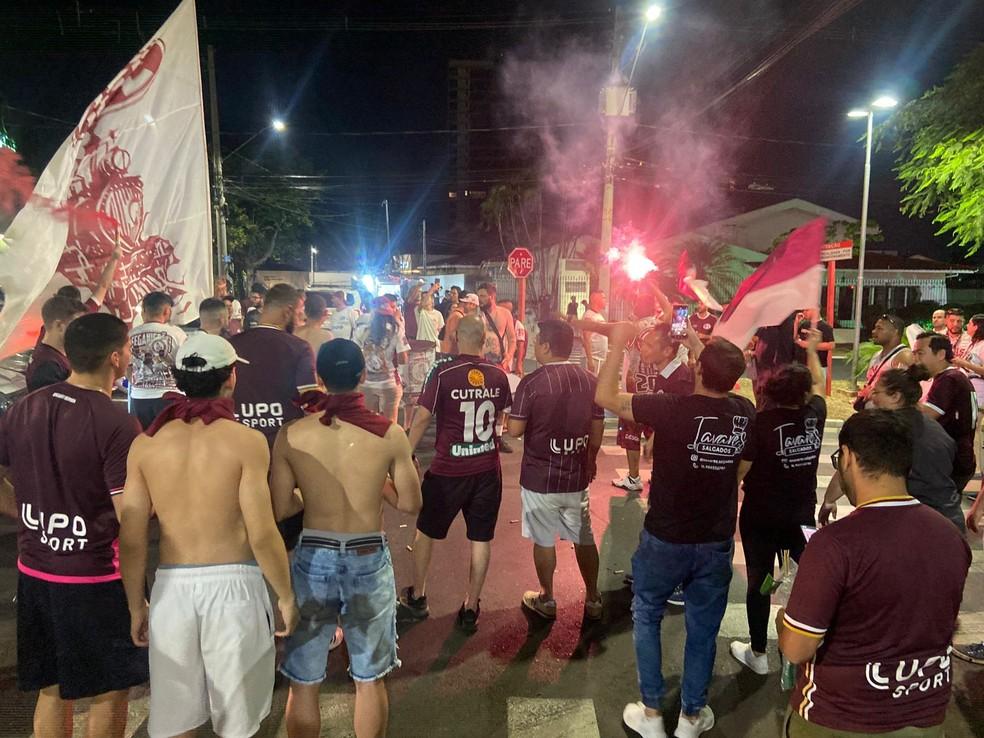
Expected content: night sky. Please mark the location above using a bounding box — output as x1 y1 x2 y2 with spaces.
2 0 983 268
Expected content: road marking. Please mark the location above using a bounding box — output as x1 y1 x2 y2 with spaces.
507 697 601 738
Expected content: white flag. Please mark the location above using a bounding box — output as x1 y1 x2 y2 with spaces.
0 0 211 354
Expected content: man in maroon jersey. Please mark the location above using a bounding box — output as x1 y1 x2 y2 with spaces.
0 313 148 737
230 283 318 549
399 314 512 633
778 410 969 736
26 295 88 392
507 319 605 622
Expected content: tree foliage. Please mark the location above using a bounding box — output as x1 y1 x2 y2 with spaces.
880 43 984 256
223 179 312 288
771 219 882 254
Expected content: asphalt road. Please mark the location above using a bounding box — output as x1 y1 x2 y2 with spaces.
0 417 983 737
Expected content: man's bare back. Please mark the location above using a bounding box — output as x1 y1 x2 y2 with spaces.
294 324 332 360
129 418 271 565
272 412 421 533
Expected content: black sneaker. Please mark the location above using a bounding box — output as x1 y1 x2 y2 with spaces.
456 601 480 634
667 585 685 607
399 586 430 620
953 641 984 665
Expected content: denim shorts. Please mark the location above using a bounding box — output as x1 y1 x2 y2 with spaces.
280 531 400 683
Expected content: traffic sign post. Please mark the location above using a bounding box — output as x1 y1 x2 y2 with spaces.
822 241 852 396
507 247 535 324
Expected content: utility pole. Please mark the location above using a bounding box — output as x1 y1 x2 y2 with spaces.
205 45 227 278
382 199 391 247
421 219 427 270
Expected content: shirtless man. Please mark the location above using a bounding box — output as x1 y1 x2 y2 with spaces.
294 292 334 358
272 338 421 738
118 332 298 738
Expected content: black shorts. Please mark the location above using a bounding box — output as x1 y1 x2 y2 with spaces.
17 574 149 699
416 469 502 542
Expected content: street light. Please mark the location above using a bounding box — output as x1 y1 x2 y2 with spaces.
645 5 663 22
272 118 287 132
224 118 288 162
309 246 318 285
847 95 898 388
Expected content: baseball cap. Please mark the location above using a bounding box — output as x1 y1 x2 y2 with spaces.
460 292 480 306
175 332 249 372
317 338 365 391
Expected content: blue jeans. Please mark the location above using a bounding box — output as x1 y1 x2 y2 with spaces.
281 536 399 683
631 530 733 714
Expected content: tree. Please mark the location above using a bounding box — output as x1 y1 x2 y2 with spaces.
223 180 312 289
880 43 984 256
653 235 750 305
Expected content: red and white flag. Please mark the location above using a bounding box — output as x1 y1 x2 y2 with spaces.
0 0 211 355
677 250 724 312
712 218 825 349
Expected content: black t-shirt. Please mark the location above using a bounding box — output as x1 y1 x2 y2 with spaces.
794 319 835 366
741 395 826 525
632 392 756 543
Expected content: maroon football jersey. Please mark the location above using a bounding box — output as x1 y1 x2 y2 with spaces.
510 362 604 493
0 383 140 582
230 325 318 447
26 343 72 392
417 354 512 476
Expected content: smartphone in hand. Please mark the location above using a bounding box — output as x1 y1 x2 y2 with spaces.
670 304 689 339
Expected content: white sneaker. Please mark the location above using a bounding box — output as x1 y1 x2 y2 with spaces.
623 702 667 738
729 641 768 675
613 475 643 492
673 706 714 738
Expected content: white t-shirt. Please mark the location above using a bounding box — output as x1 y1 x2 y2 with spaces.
415 307 445 344
353 320 411 388
128 322 187 399
582 309 608 367
962 340 984 405
329 306 360 341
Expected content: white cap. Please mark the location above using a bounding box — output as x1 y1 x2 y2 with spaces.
175 332 249 372
460 292 480 306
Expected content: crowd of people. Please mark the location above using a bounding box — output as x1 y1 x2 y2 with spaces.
2 268 983 738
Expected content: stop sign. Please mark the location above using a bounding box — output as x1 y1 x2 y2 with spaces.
507 247 535 279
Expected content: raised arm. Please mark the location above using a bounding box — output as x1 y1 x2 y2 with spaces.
803 325 823 393
387 426 422 514
90 238 123 307
117 438 153 646
595 322 639 420
238 431 298 636
652 286 672 324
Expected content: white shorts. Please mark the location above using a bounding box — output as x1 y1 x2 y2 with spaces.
148 563 275 738
520 487 595 548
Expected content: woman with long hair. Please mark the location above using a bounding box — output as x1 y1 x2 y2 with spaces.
353 296 410 424
952 313 984 489
730 331 825 674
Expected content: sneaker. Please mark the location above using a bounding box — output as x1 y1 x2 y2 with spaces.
584 597 603 621
623 702 667 738
499 438 514 453
952 641 984 665
667 586 685 607
613 475 643 492
521 591 557 620
329 626 344 652
399 586 430 620
456 601 481 633
673 706 714 738
729 641 768 674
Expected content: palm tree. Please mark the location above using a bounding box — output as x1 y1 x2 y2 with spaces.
655 235 750 305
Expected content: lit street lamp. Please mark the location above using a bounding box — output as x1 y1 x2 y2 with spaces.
847 96 898 388
310 246 318 285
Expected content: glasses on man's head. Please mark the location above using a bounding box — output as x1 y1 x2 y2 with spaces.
876 314 903 331
830 448 842 468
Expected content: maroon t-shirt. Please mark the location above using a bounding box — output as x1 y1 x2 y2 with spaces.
230 325 318 447
924 367 977 479
0 383 139 582
26 343 72 392
417 354 512 476
689 313 717 335
631 357 694 396
510 362 604 493
784 498 970 733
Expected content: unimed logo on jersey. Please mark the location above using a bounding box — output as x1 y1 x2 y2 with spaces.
237 402 285 429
